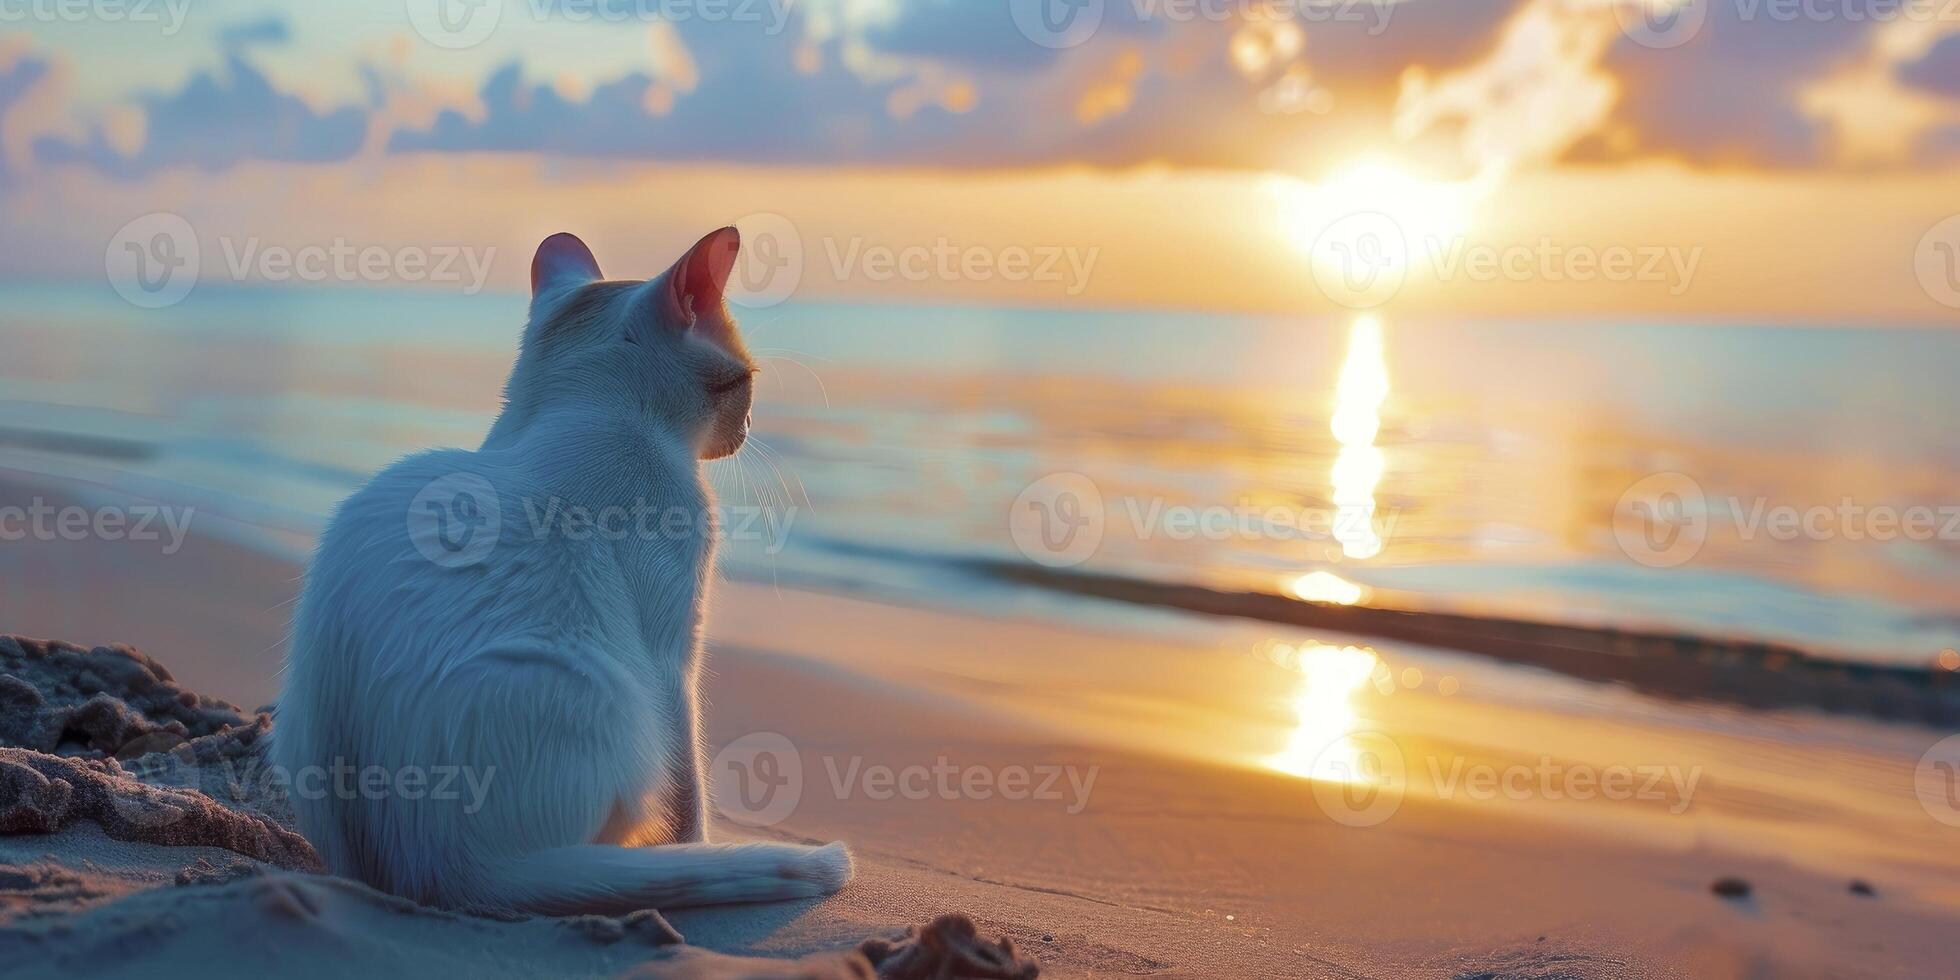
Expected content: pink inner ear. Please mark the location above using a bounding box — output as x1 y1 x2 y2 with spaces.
666 226 742 350
532 233 602 295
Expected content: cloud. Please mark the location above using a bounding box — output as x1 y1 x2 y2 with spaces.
862 0 1072 69
35 50 368 177
376 3 1533 174
1899 32 1960 98
16 0 1958 182
385 19 958 163
1798 21 1960 166
1395 0 1622 175
1597 4 1881 167
862 0 1160 69
0 45 50 182
219 15 293 50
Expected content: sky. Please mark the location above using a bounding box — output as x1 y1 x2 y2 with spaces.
2 0 1958 320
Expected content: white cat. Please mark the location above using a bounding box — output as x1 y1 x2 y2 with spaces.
271 229 851 914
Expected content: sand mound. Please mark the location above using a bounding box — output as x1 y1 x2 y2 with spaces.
0 635 251 756
858 915 1038 980
0 864 882 980
0 634 1041 978
0 634 317 870
0 748 320 870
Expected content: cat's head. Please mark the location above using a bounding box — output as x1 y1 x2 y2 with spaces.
513 228 756 460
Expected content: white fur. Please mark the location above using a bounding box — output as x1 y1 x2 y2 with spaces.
272 231 850 914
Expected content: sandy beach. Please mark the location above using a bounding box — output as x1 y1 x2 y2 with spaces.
5 474 1958 978
9 2 1960 974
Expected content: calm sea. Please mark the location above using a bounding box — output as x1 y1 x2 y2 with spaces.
2 282 1956 667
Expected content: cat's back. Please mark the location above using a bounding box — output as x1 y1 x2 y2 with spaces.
297 448 546 666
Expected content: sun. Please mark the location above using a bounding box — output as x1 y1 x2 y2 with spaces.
1271 157 1485 265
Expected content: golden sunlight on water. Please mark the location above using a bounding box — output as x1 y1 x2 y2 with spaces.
1330 316 1388 560
1289 570 1367 605
1266 642 1382 785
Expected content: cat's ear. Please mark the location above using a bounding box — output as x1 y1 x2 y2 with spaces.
652 226 740 345
531 232 602 297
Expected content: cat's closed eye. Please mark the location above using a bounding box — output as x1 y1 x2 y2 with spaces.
706 372 752 395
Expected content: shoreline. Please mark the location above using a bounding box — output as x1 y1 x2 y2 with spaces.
5 474 1960 976
972 558 1960 729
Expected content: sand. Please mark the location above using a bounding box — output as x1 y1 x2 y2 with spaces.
0 633 1034 979
3 475 1958 977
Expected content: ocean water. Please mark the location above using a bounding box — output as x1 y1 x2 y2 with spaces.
2 281 1956 668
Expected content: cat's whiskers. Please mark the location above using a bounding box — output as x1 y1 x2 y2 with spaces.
744 435 808 514
751 350 832 408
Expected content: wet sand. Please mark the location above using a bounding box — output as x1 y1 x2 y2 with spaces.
3 475 1958 976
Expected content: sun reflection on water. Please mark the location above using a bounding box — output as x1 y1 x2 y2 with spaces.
1331 316 1389 560
1266 642 1381 784
1289 570 1367 605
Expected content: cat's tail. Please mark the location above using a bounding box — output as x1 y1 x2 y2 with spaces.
466 840 852 916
